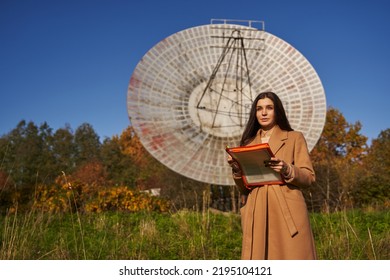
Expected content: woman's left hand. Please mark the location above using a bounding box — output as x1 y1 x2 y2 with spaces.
265 157 289 175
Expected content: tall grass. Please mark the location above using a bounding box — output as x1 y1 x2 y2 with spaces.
311 209 389 260
0 205 388 260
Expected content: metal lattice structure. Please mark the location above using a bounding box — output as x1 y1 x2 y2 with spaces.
127 20 326 185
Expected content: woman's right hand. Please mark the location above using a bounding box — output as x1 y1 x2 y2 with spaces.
227 155 242 175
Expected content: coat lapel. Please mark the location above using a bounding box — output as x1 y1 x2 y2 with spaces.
268 126 288 156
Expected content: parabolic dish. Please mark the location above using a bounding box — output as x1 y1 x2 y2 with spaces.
127 22 326 186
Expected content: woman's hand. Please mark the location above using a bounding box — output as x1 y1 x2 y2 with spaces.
227 155 242 176
265 157 291 177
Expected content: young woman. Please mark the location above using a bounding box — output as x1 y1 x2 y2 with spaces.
228 91 317 260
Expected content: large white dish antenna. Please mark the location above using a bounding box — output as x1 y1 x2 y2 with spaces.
127 21 326 186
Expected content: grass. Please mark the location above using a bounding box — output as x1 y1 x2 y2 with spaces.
0 207 388 260
311 209 389 260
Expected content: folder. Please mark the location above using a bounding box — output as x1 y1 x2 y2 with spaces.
226 143 285 187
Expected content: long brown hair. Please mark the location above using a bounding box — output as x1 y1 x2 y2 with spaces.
240 92 293 146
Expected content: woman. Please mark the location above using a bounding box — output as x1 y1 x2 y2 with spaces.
228 91 317 260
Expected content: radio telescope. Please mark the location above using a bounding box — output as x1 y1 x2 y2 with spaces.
127 19 326 186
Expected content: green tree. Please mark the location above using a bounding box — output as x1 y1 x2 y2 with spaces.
36 122 58 184
52 124 77 174
6 121 47 185
74 123 101 165
100 135 136 186
0 120 57 209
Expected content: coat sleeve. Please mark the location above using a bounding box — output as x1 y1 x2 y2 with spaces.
283 132 315 188
232 172 251 195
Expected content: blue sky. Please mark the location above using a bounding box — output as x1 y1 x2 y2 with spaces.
1 0 389 145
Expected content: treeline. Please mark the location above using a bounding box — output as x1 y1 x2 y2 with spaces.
0 121 206 213
0 107 389 213
306 108 389 211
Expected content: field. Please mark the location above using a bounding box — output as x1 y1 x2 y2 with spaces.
0 207 388 260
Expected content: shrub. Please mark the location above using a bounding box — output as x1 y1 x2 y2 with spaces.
32 175 170 214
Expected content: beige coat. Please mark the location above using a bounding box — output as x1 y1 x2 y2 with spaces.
233 126 317 260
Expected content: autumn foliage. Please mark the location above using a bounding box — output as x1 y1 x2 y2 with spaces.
307 107 389 211
0 108 389 214
32 175 170 214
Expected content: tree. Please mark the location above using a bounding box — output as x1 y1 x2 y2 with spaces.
118 126 166 190
71 159 108 187
115 126 209 209
74 123 101 165
5 121 49 185
36 122 58 183
100 135 136 186
351 129 390 208
51 124 77 174
308 107 368 211
0 120 58 209
363 129 390 180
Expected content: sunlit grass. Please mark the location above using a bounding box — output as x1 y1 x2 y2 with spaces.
0 206 388 260
310 209 389 260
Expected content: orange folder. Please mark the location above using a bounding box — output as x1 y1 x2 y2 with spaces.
226 143 285 187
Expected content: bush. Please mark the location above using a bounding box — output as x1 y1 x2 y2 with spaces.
32 175 170 214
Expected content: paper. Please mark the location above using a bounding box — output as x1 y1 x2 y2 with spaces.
226 143 285 186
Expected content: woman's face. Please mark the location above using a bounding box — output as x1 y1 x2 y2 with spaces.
256 97 276 130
